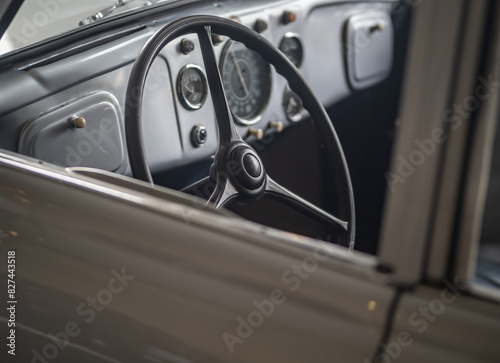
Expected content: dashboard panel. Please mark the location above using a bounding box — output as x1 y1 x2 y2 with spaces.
0 0 397 176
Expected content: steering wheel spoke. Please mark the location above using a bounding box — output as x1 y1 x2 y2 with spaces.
207 175 239 209
265 177 349 232
197 26 241 145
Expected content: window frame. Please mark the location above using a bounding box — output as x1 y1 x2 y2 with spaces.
453 14 500 301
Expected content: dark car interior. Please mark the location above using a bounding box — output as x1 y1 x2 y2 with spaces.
0 0 412 255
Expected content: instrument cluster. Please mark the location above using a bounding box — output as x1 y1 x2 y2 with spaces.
170 11 305 148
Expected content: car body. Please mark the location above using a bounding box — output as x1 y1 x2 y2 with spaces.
0 0 500 362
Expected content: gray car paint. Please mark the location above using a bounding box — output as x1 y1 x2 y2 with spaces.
0 151 394 362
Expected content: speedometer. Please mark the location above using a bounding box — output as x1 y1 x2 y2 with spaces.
220 41 272 125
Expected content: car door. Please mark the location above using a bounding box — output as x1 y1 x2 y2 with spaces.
0 151 399 362
379 1 500 362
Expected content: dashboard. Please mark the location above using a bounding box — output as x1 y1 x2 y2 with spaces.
0 0 396 180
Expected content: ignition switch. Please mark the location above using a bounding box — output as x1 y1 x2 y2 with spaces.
191 124 207 147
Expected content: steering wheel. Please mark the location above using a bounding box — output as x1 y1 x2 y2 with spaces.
124 15 355 249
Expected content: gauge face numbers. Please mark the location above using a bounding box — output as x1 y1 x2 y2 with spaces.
283 88 303 122
221 42 272 125
279 34 303 68
177 65 207 110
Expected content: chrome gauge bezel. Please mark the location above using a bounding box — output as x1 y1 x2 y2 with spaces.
176 64 208 111
279 32 304 68
219 40 272 126
283 86 303 122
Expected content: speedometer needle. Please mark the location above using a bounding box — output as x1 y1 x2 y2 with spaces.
230 50 249 96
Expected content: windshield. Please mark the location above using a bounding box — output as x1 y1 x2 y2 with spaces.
0 0 173 57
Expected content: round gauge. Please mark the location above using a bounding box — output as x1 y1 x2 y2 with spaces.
279 33 303 68
177 64 207 110
221 41 272 125
283 87 303 122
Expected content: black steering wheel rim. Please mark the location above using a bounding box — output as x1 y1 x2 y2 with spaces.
124 15 355 249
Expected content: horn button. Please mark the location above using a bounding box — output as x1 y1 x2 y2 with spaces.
243 154 261 177
231 145 266 195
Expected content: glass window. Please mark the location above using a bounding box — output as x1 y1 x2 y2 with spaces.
476 117 500 289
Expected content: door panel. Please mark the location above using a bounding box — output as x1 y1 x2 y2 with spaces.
386 286 500 363
0 157 395 362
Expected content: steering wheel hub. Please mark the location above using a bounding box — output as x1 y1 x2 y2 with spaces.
231 145 265 193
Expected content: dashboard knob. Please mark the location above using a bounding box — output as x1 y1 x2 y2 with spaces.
254 18 268 33
247 128 264 140
370 22 385 34
70 116 86 129
229 15 242 24
268 120 284 132
211 33 224 45
282 11 296 25
180 38 195 54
